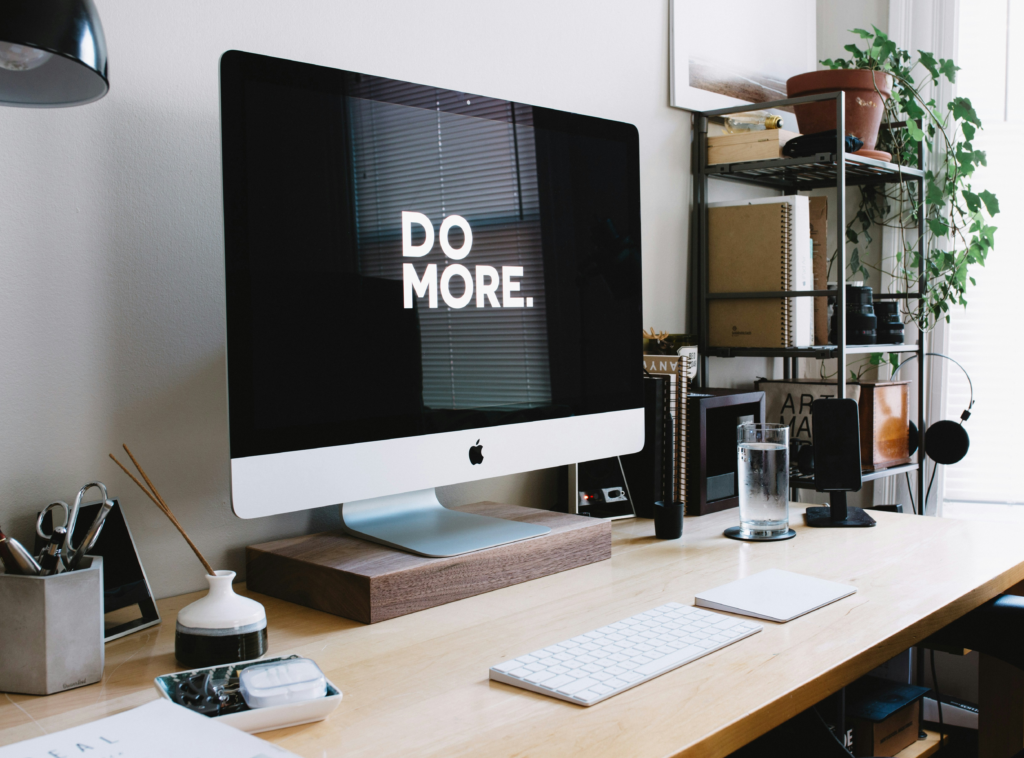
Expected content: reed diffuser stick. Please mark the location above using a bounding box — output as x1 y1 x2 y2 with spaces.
109 450 216 576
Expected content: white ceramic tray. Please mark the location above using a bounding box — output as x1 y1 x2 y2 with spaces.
154 655 342 734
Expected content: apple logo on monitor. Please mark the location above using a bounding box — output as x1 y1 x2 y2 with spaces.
469 440 484 465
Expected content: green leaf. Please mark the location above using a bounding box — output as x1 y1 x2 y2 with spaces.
852 27 874 39
919 50 939 79
939 58 960 83
962 122 976 141
844 43 862 56
979 190 1000 216
951 96 982 126
928 218 950 236
869 352 883 366
962 189 981 213
906 120 924 141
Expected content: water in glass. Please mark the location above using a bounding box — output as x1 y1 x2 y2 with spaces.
737 424 789 537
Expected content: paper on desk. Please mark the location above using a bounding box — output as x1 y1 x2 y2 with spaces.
694 568 856 622
0 699 299 758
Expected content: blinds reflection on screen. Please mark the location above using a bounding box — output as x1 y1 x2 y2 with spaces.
348 83 552 411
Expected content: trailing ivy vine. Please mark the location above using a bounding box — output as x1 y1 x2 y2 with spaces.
821 26 999 340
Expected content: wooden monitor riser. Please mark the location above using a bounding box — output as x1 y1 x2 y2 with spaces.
246 502 610 624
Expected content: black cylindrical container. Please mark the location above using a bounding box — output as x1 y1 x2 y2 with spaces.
829 284 877 344
654 501 684 539
874 301 905 344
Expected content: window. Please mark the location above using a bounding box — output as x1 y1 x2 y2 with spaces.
944 0 1024 507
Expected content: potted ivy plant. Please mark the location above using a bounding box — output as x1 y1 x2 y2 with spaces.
790 27 998 338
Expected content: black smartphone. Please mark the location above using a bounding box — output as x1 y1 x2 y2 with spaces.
811 398 862 492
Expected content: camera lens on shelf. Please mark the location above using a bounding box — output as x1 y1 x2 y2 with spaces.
874 301 905 345
828 284 877 345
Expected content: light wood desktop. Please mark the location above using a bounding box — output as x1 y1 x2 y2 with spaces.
2 505 1024 757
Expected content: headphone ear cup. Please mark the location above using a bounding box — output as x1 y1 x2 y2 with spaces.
925 419 970 465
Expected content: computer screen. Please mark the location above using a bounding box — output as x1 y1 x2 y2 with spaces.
221 51 643 525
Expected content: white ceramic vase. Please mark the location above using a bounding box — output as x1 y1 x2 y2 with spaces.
175 570 268 668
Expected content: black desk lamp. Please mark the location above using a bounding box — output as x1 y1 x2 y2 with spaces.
0 0 107 107
804 398 877 528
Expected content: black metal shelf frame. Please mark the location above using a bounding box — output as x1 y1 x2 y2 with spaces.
791 463 921 490
692 91 927 507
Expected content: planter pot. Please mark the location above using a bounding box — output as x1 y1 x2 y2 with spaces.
786 70 891 151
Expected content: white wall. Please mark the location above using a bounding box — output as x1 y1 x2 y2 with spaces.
0 0 692 598
0 0 893 600
818 0 890 66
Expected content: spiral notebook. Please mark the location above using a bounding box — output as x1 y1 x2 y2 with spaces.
708 196 812 348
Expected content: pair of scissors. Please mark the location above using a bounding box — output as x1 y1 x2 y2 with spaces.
35 481 113 570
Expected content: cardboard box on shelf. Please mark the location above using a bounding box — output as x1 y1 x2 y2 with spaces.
846 676 929 757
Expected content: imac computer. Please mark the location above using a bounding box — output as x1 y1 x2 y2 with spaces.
220 51 643 557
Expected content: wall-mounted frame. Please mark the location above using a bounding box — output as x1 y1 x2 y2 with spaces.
670 0 816 112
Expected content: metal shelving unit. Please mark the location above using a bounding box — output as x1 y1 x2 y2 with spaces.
692 91 927 511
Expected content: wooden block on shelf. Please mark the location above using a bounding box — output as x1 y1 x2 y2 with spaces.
246 502 611 624
860 381 912 471
707 129 799 165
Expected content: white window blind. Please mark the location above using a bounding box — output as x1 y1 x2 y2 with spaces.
943 123 1024 503
347 82 551 410
944 1 1024 503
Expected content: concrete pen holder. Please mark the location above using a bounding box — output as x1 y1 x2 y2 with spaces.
0 556 104 695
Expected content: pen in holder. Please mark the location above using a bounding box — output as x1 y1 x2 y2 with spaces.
0 556 104 695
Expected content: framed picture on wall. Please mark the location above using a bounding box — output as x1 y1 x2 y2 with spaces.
670 0 817 112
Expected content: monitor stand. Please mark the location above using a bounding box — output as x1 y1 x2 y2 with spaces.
339 488 551 558
805 491 876 528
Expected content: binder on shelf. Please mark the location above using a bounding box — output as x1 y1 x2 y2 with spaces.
639 352 695 509
708 196 812 349
619 375 671 519
809 196 829 345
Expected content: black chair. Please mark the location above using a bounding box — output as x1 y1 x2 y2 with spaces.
925 594 1024 672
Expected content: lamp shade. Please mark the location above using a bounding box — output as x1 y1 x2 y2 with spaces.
0 0 108 107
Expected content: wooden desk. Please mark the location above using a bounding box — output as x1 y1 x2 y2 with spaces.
3 506 1024 757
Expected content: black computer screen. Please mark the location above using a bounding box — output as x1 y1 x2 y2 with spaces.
221 51 643 459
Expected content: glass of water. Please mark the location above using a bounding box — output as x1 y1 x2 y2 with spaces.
736 423 790 539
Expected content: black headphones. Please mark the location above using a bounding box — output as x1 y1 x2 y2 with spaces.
793 352 974 474
893 352 974 466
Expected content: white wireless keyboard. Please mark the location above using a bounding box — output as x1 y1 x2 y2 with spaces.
490 602 761 705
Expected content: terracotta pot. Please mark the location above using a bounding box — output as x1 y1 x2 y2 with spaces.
786 70 891 151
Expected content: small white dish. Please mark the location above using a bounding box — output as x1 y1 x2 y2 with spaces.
154 656 342 734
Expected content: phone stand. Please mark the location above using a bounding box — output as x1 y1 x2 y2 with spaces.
805 492 876 528
804 398 877 529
